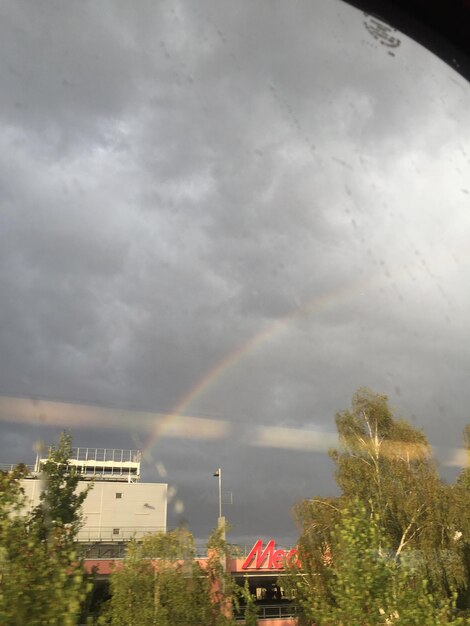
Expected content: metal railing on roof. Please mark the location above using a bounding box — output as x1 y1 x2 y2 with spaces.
0 463 35 472
71 448 141 463
33 448 142 482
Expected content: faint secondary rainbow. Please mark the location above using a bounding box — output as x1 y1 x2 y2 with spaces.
142 277 365 453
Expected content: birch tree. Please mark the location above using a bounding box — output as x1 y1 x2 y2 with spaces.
291 389 470 622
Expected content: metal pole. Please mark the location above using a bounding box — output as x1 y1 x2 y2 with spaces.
213 468 225 540
218 467 222 519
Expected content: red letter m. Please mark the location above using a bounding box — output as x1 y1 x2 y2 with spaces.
241 540 275 570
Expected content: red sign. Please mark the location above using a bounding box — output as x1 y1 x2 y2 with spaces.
241 540 298 570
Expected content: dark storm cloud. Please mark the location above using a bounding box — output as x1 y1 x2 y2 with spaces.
0 0 469 542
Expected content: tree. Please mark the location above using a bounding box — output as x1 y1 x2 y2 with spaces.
331 389 466 594
32 432 90 540
290 500 463 626
239 578 259 626
452 425 470 610
290 389 470 623
205 526 243 625
0 433 91 626
457 425 470 491
102 527 239 626
331 389 437 544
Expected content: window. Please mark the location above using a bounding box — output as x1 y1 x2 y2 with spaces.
113 528 120 535
115 492 122 499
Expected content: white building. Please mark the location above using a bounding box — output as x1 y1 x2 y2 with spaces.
22 447 167 544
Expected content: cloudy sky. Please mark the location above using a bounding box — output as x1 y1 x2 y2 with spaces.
1 0 469 545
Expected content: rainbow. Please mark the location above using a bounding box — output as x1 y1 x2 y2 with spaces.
142 277 365 453
0 276 377 455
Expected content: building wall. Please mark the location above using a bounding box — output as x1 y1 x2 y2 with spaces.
22 479 167 541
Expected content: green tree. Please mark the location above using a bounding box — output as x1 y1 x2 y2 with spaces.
206 525 244 625
0 433 91 626
290 500 464 626
32 432 90 541
239 578 258 626
330 388 465 595
102 527 238 626
457 425 470 490
452 425 470 611
331 389 437 545
291 389 470 623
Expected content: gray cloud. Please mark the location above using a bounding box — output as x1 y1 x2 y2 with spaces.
0 0 469 542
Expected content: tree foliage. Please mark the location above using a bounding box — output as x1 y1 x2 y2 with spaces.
0 433 91 626
32 432 90 540
290 499 462 626
290 388 470 624
239 578 259 626
101 527 239 626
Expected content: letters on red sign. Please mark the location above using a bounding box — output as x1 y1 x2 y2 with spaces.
241 540 299 570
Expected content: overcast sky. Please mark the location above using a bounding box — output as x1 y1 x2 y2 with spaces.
1 0 469 545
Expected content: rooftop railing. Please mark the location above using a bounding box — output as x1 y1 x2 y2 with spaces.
0 463 35 472
70 448 141 464
32 448 142 481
